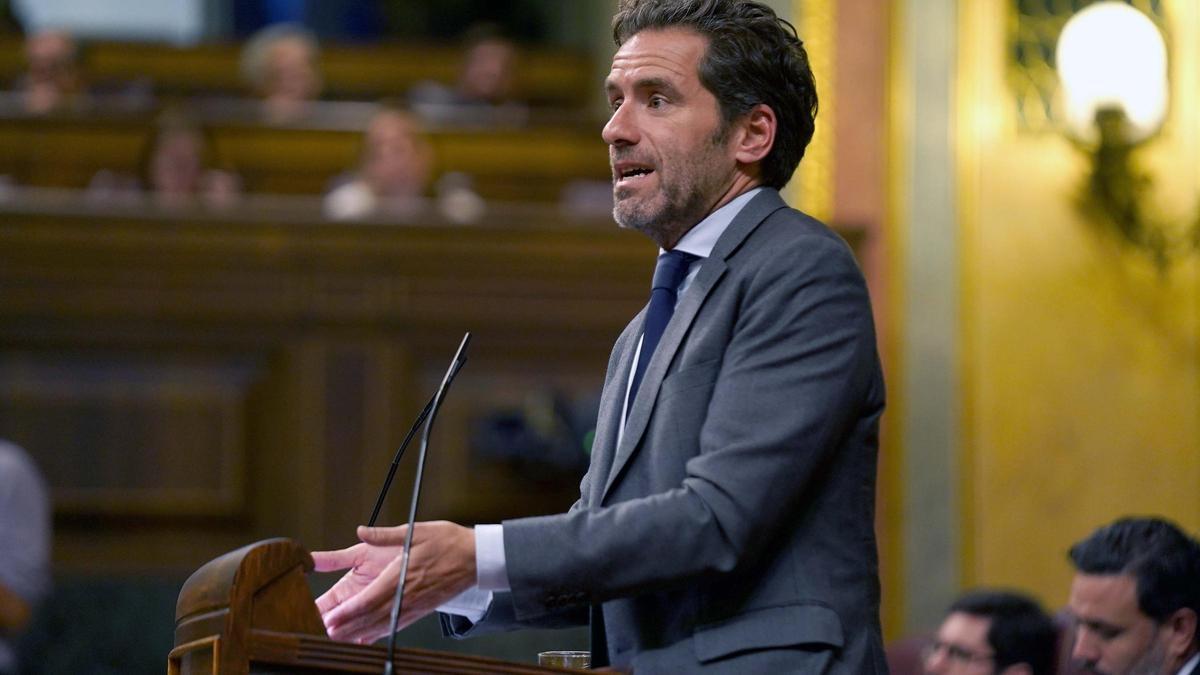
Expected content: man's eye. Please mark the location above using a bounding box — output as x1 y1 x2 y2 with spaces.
648 95 667 108
608 98 623 112
1081 622 1123 641
946 645 970 660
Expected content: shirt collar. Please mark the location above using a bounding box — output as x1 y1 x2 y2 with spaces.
1178 652 1200 675
662 187 763 259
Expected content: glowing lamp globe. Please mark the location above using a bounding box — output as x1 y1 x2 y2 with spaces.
1056 1 1168 143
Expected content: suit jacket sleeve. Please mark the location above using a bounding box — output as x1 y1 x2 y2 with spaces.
440 489 599 637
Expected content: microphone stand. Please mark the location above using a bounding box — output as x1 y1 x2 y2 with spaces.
382 332 471 675
367 357 467 527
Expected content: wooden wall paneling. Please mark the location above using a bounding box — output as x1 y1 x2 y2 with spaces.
0 351 254 518
0 204 652 575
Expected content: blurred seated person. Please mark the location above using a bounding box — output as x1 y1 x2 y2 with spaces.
239 23 322 123
88 113 241 209
1066 517 1200 675
923 590 1058 675
560 178 616 219
324 106 431 221
0 439 50 675
16 28 82 114
408 24 528 126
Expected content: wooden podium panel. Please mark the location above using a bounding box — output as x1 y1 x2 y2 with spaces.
170 538 578 674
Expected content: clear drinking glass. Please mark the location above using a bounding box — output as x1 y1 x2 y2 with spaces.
537 650 591 669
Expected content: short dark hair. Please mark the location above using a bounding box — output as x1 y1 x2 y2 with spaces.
611 0 818 190
1068 516 1200 641
948 590 1058 675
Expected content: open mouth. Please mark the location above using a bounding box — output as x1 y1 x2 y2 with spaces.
615 164 655 185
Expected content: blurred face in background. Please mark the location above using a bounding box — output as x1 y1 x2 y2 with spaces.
459 39 516 104
1068 573 1175 675
361 111 430 197
149 127 204 197
923 612 998 675
263 37 320 105
23 30 78 112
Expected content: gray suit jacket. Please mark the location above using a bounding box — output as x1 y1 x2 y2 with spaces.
445 189 886 673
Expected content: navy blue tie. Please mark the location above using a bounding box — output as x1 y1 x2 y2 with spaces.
627 249 699 417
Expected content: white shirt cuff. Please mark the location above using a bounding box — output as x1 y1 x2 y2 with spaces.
437 585 493 623
475 523 511 591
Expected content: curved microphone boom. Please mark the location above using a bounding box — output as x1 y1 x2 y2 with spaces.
382 332 471 675
367 356 467 527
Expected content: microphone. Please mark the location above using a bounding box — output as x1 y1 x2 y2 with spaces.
383 332 471 675
367 357 467 527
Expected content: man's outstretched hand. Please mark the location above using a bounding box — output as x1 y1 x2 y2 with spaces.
311 520 476 644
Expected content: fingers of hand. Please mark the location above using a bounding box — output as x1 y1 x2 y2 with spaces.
325 590 397 644
330 607 394 645
315 570 369 616
323 554 405 640
357 524 409 546
321 523 468 643
310 544 362 573
323 554 450 643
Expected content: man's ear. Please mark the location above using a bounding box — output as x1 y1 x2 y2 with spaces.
1163 607 1198 659
732 103 776 166
998 663 1032 675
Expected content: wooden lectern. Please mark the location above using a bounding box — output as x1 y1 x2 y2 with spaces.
169 538 576 674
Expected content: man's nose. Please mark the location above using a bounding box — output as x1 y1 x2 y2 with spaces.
1071 628 1100 664
602 102 639 147
923 646 948 674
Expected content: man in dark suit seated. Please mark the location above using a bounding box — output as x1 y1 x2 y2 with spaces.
311 0 886 671
1065 517 1200 675
922 590 1057 675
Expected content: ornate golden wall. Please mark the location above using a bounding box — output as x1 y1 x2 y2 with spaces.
957 0 1200 603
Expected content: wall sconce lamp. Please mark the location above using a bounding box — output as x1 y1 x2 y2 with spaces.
1056 1 1195 270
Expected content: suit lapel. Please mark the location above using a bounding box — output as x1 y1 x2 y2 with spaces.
587 310 642 504
599 189 789 502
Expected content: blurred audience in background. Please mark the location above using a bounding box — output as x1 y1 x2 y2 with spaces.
922 590 1058 675
559 178 615 219
888 518 1200 675
455 26 519 107
409 23 528 126
239 23 323 123
0 439 50 675
324 105 431 220
0 7 601 219
16 28 82 114
88 111 241 209
433 170 486 224
1066 517 1200 675
141 114 241 208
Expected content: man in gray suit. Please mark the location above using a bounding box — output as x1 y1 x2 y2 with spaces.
312 0 886 671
